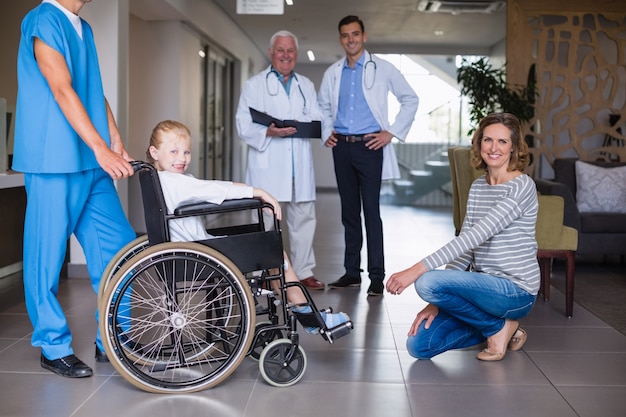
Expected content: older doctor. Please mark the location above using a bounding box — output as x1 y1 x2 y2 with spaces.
318 15 419 296
236 30 325 290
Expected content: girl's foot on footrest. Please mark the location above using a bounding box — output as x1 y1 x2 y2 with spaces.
292 306 351 334
306 311 350 334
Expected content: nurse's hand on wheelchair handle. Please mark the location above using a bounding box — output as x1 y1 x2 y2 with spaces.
130 160 154 173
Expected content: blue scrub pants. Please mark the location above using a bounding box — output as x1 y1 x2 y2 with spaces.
407 269 536 359
23 169 135 360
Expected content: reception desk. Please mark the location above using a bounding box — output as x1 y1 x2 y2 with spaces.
0 172 25 279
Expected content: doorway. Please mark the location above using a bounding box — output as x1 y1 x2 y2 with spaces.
200 44 235 180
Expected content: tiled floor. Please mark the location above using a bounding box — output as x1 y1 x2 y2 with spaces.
1 190 625 417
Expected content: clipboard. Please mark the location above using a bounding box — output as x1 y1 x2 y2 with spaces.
249 107 321 138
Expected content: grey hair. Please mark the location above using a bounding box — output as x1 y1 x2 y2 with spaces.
269 30 299 50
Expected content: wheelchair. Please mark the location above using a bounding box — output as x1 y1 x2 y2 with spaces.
98 161 352 393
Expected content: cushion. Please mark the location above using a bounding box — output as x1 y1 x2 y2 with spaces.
554 158 626 196
575 161 626 213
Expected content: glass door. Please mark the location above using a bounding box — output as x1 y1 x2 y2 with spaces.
200 44 234 180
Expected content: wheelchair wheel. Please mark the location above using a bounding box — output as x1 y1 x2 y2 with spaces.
98 235 149 310
259 338 307 387
249 321 285 361
100 242 255 393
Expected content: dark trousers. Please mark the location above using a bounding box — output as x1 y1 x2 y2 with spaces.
332 140 384 282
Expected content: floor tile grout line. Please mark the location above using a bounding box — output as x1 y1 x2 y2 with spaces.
523 351 582 417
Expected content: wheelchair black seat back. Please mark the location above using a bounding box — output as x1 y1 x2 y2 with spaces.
98 162 352 393
137 159 284 273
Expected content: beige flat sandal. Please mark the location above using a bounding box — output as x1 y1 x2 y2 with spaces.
507 328 527 351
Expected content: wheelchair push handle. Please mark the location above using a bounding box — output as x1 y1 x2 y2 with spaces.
130 160 155 173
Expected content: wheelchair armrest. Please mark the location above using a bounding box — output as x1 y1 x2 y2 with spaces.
174 198 266 216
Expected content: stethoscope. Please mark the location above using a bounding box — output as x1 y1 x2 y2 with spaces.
363 51 377 90
265 69 308 115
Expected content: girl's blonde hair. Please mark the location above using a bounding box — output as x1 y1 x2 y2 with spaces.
146 120 191 164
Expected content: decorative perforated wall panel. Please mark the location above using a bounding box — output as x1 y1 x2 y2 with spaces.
507 1 626 176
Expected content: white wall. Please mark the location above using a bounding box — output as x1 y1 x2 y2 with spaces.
127 19 188 231
490 38 507 69
128 19 183 162
162 0 266 69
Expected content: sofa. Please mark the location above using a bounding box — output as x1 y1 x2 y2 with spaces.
534 158 626 257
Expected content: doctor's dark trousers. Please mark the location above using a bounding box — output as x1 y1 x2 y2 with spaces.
332 140 385 282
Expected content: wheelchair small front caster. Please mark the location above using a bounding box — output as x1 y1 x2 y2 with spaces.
259 338 307 387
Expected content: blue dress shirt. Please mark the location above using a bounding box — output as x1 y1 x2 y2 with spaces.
335 54 380 135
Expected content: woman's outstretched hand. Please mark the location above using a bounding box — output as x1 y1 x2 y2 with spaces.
386 261 427 295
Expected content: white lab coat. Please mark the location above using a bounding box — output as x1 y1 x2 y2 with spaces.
236 66 322 202
318 52 419 180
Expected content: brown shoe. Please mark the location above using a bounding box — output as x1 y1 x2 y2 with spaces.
300 277 325 290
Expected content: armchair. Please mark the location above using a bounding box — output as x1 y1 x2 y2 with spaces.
535 195 578 317
447 147 482 236
534 158 626 258
448 147 579 317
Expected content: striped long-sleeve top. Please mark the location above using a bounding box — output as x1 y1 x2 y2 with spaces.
422 173 540 295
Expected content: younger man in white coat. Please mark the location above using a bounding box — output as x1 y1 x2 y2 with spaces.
318 15 419 296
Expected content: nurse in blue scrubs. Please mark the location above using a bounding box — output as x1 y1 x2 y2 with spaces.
13 0 136 378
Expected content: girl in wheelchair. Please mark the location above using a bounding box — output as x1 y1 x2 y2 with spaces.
146 119 350 334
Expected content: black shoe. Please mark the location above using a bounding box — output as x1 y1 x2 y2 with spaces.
328 274 361 289
95 345 109 363
367 280 384 296
41 354 93 378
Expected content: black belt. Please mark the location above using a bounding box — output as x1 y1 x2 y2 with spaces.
335 132 377 142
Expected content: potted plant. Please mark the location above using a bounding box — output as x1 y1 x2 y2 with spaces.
456 57 536 135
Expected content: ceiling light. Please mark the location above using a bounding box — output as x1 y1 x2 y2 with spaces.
416 0 440 12
416 0 505 14
434 30 444 36
285 0 294 5
307 50 315 61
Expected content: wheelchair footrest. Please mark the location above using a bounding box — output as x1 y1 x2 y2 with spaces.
291 309 353 344
320 321 353 344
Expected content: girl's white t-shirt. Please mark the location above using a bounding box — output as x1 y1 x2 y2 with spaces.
157 171 253 242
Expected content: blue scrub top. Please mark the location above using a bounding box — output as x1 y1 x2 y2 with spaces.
13 3 109 174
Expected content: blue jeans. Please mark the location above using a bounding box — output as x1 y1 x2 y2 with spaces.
407 269 536 359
